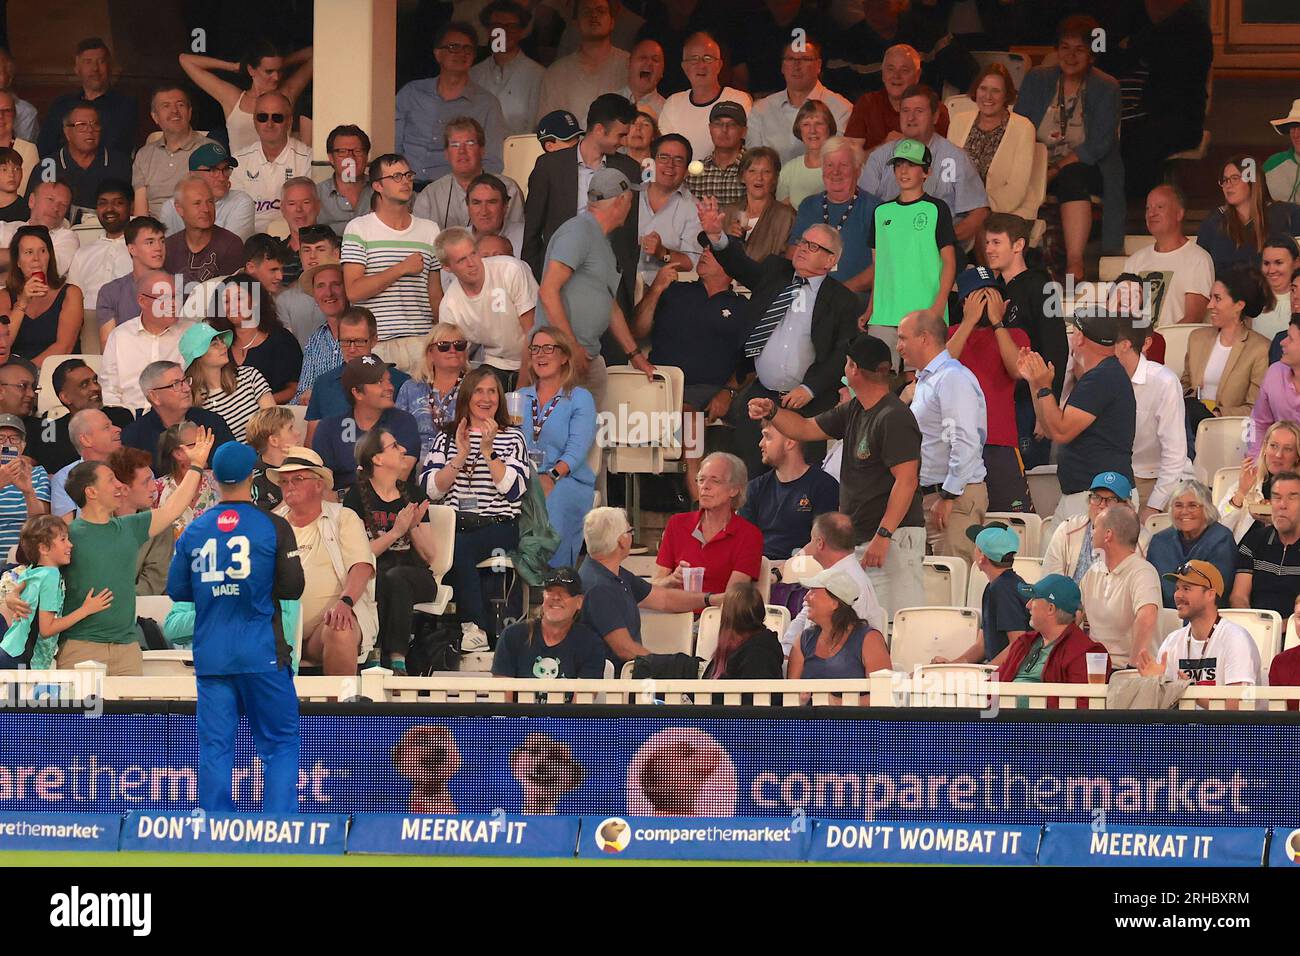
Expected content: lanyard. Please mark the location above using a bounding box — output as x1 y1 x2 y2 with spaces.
429 375 463 426
821 189 857 229
530 391 563 441
1055 73 1087 145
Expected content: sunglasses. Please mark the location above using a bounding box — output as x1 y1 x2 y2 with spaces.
255 112 287 124
542 569 580 588
434 340 469 352
1174 563 1215 589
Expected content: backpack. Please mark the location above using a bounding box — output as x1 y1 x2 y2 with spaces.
406 618 464 676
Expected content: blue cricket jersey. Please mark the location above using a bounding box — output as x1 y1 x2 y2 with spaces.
167 501 305 676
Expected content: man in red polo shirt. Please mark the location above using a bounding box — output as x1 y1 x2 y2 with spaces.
654 451 763 598
844 44 949 153
997 574 1110 709
947 267 1032 512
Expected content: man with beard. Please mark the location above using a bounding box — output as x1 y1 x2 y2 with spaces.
492 566 605 680
28 358 134 474
66 180 132 310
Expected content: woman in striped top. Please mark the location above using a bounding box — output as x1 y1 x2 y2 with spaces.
180 322 274 443
422 366 529 637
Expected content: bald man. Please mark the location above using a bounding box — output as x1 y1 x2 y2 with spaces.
161 175 244 288
231 91 312 231
1121 184 1213 326
101 270 194 412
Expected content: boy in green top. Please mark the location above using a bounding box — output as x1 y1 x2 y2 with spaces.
862 138 957 361
0 515 113 669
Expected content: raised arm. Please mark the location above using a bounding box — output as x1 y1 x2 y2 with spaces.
149 427 214 537
747 395 831 443
177 54 244 113
279 47 315 103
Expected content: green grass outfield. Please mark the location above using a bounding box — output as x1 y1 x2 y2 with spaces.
0 850 865 867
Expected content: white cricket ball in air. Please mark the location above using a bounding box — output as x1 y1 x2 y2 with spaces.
688 160 704 176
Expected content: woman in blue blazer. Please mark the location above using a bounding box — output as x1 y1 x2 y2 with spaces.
517 326 598 567
1015 13 1124 277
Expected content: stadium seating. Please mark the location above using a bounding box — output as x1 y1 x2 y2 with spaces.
1220 608 1283 675
966 556 1044 608
985 511 1042 556
1194 416 1249 485
694 604 792 666
1025 465 1061 519
1212 466 1241 508
1037 516 1059 558
1158 323 1208 380
503 134 543 200
923 555 968 608
890 606 980 673
639 609 694 655
1145 512 1174 535
411 504 457 617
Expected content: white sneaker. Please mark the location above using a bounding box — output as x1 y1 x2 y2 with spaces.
460 623 489 651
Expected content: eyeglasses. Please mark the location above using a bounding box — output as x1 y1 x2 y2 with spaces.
683 55 718 65
0 381 36 393
1219 174 1244 187
195 165 233 176
340 338 373 348
446 140 479 151
149 377 192 394
280 473 320 488
796 237 833 255
434 340 469 352
331 147 366 157
1088 492 1120 505
377 170 416 183
1171 500 1204 511
528 344 559 355
379 441 403 454
655 153 687 166
255 113 286 124
437 43 475 54
64 121 101 131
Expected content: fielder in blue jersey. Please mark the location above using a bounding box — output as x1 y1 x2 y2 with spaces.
168 442 306 813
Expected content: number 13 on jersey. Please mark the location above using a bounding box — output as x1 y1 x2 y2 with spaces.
192 535 252 587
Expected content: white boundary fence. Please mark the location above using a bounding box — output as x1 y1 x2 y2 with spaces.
5 664 1300 712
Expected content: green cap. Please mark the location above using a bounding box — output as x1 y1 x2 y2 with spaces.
180 322 233 369
887 138 933 168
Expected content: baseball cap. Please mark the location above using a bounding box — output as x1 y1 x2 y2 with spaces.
587 168 642 202
1162 560 1225 597
179 322 234 368
212 442 257 484
190 142 238 170
340 354 392 397
1090 471 1133 500
846 334 893 374
1071 311 1120 347
1017 573 1082 615
801 568 861 607
536 110 583 144
709 101 747 125
955 265 1005 302
887 138 933 168
541 566 584 596
0 413 25 438
965 523 1019 561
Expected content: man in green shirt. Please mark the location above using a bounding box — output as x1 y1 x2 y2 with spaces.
861 138 957 368
5 428 215 675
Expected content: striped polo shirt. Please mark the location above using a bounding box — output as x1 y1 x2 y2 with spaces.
341 211 442 341
0 466 50 560
421 426 528 519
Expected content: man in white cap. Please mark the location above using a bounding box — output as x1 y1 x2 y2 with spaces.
1266 99 1300 204
270 445 377 676
534 167 654 406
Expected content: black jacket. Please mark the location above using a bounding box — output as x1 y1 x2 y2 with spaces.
706 232 861 405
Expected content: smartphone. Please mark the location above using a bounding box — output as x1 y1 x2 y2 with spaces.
0 447 17 465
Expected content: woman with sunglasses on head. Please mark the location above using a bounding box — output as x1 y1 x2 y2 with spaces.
344 426 437 674
180 39 314 154
422 366 529 644
397 323 471 462
1198 154 1300 275
0 225 83 367
517 326 596 567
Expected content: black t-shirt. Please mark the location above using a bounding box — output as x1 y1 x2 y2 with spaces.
0 196 29 223
1056 356 1136 494
739 464 840 559
342 478 430 570
981 569 1030 661
250 456 282 512
491 619 607 679
240 325 304 397
1004 267 1067 396
1237 524 1300 620
28 405 135 474
815 392 923 543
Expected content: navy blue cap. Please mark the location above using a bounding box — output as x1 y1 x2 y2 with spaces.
955 265 1005 302
537 110 583 143
212 442 257 484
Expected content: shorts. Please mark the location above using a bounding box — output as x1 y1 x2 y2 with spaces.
1048 161 1103 204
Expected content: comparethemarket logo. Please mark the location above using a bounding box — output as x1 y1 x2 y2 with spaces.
49 886 151 936
595 817 631 853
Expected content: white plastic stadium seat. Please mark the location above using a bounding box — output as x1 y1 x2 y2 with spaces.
970 50 1028 88
756 556 773 602
412 505 457 616
1220 608 1282 676
890 607 979 673
1157 606 1183 643
984 512 1042 556
695 604 791 666
1212 466 1242 509
1098 256 1127 282
1157 323 1208 380
37 354 100 416
1025 465 1060 519
1145 512 1173 536
1037 516 1059 558
136 595 174 627
503 134 544 200
623 554 661 579
966 556 1043 608
923 555 968 608
1194 416 1249 485
639 610 694 655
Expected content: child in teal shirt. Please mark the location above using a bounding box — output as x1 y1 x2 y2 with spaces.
0 516 113 669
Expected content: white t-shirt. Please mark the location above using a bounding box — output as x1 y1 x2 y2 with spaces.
439 256 538 371
230 139 313 232
1122 240 1214 327
1156 617 1260 686
1201 338 1233 403
1080 552 1163 667
657 87 753 167
341 212 442 341
1254 293 1291 345
66 235 130 309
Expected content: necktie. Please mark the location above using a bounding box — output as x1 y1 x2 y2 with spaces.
745 276 808 359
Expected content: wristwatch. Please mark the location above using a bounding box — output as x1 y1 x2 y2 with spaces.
876 526 893 540
548 467 563 481
626 347 642 360
339 595 355 608
940 490 960 500
1036 386 1053 399
660 251 672 263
